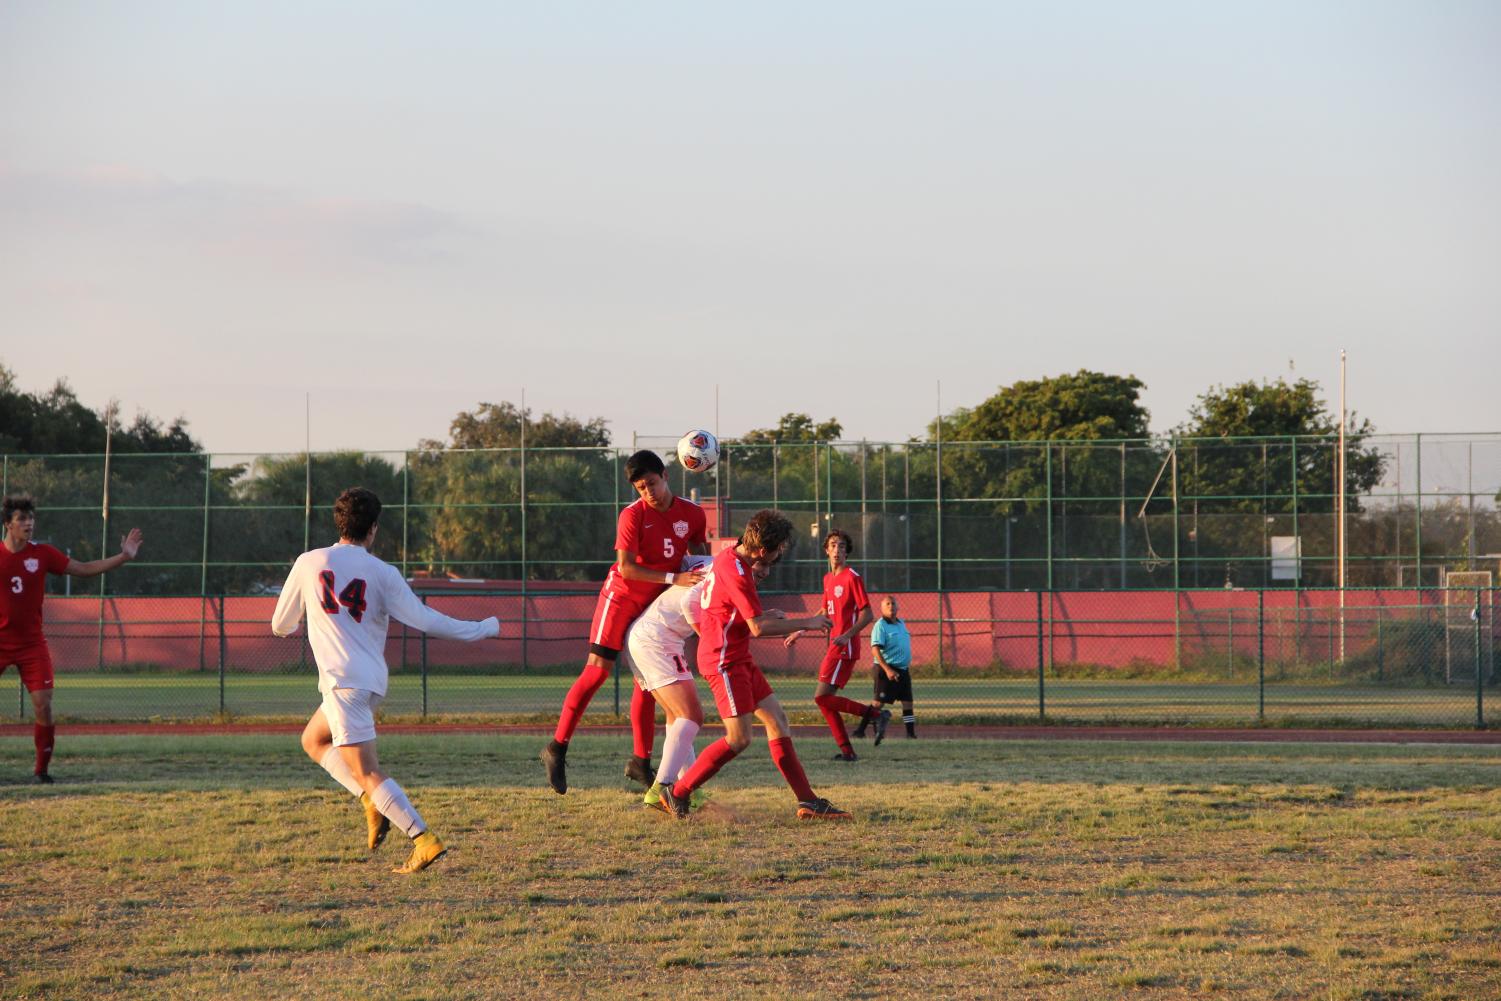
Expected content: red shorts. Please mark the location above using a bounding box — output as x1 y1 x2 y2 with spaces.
587 584 658 659
818 642 858 688
0 643 54 692
702 658 774 719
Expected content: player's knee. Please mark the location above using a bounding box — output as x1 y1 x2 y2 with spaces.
813 692 835 710
724 730 752 753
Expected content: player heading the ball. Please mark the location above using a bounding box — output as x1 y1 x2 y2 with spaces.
541 450 708 795
272 487 500 874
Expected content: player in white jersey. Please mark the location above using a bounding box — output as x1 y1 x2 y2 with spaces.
271 487 500 874
630 554 778 812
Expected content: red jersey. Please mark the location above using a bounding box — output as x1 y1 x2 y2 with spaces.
605 495 707 601
822 564 870 657
696 546 763 673
0 543 70 644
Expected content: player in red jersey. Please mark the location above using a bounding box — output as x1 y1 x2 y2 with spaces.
541 450 708 794
1 496 143 783
657 509 851 821
785 529 880 759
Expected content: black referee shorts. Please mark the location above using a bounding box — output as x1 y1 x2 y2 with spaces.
873 666 913 704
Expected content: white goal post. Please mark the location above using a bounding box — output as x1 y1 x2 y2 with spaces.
1442 571 1493 684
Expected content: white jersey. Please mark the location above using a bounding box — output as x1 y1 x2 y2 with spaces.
628 578 706 651
271 542 499 695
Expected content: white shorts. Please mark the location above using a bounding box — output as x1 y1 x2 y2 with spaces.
321 687 384 746
625 627 693 693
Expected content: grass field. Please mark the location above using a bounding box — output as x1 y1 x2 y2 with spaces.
3 732 1499 999
11 673 1498 728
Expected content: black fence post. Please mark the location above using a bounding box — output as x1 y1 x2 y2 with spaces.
217 596 226 717
1257 589 1265 723
420 594 430 718
614 660 621 716
1036 589 1045 722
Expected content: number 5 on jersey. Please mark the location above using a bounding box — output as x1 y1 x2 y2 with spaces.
318 571 368 622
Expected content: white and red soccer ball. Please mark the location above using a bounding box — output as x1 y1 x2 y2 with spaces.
676 429 720 472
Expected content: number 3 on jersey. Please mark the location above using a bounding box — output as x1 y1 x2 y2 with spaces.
318 571 368 622
699 569 716 609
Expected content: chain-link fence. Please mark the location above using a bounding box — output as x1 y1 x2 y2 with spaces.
4 433 1498 595
14 587 1496 727
5 433 1498 725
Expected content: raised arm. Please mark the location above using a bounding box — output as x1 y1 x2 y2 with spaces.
386 567 500 641
65 528 143 578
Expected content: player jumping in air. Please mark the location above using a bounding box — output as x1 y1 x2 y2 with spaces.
272 487 500 874
785 529 882 759
657 509 850 821
541 450 707 795
1 495 143 783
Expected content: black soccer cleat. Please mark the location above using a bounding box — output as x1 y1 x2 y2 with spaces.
797 798 852 820
541 741 568 795
32 771 54 785
658 783 691 820
624 755 655 788
873 709 892 746
833 750 859 762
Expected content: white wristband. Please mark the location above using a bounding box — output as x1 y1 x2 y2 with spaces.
664 571 675 584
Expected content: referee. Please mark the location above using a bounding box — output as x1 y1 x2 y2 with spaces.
855 595 916 744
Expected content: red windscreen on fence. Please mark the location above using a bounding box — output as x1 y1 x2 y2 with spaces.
31 589 1489 675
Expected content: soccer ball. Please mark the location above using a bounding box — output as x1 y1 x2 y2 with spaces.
676 429 720 472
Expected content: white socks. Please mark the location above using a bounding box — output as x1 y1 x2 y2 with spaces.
371 777 427 838
654 717 700 786
319 747 365 798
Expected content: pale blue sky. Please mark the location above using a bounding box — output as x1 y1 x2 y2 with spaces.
2 1 1497 454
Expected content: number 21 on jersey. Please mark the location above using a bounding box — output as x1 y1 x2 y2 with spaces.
318 571 369 622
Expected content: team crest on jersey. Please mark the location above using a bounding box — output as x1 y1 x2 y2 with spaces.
673 520 690 538
24 558 39 573
834 584 845 598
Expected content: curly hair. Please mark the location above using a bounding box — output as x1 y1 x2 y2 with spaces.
740 509 794 558
334 487 382 542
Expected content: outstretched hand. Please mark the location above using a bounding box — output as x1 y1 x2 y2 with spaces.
120 527 144 560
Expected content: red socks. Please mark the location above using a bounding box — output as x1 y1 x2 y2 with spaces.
671 737 740 797
816 701 852 753
629 684 657 759
815 692 867 753
34 723 55 776
768 736 815 802
554 664 610 744
816 692 869 717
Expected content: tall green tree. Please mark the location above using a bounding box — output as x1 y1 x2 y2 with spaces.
1176 377 1385 508
1 362 210 592
412 403 617 580
930 370 1158 587
1175 377 1387 585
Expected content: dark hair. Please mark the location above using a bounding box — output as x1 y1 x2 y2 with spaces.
741 509 794 557
334 487 381 542
2 495 36 525
624 450 665 483
825 528 854 556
